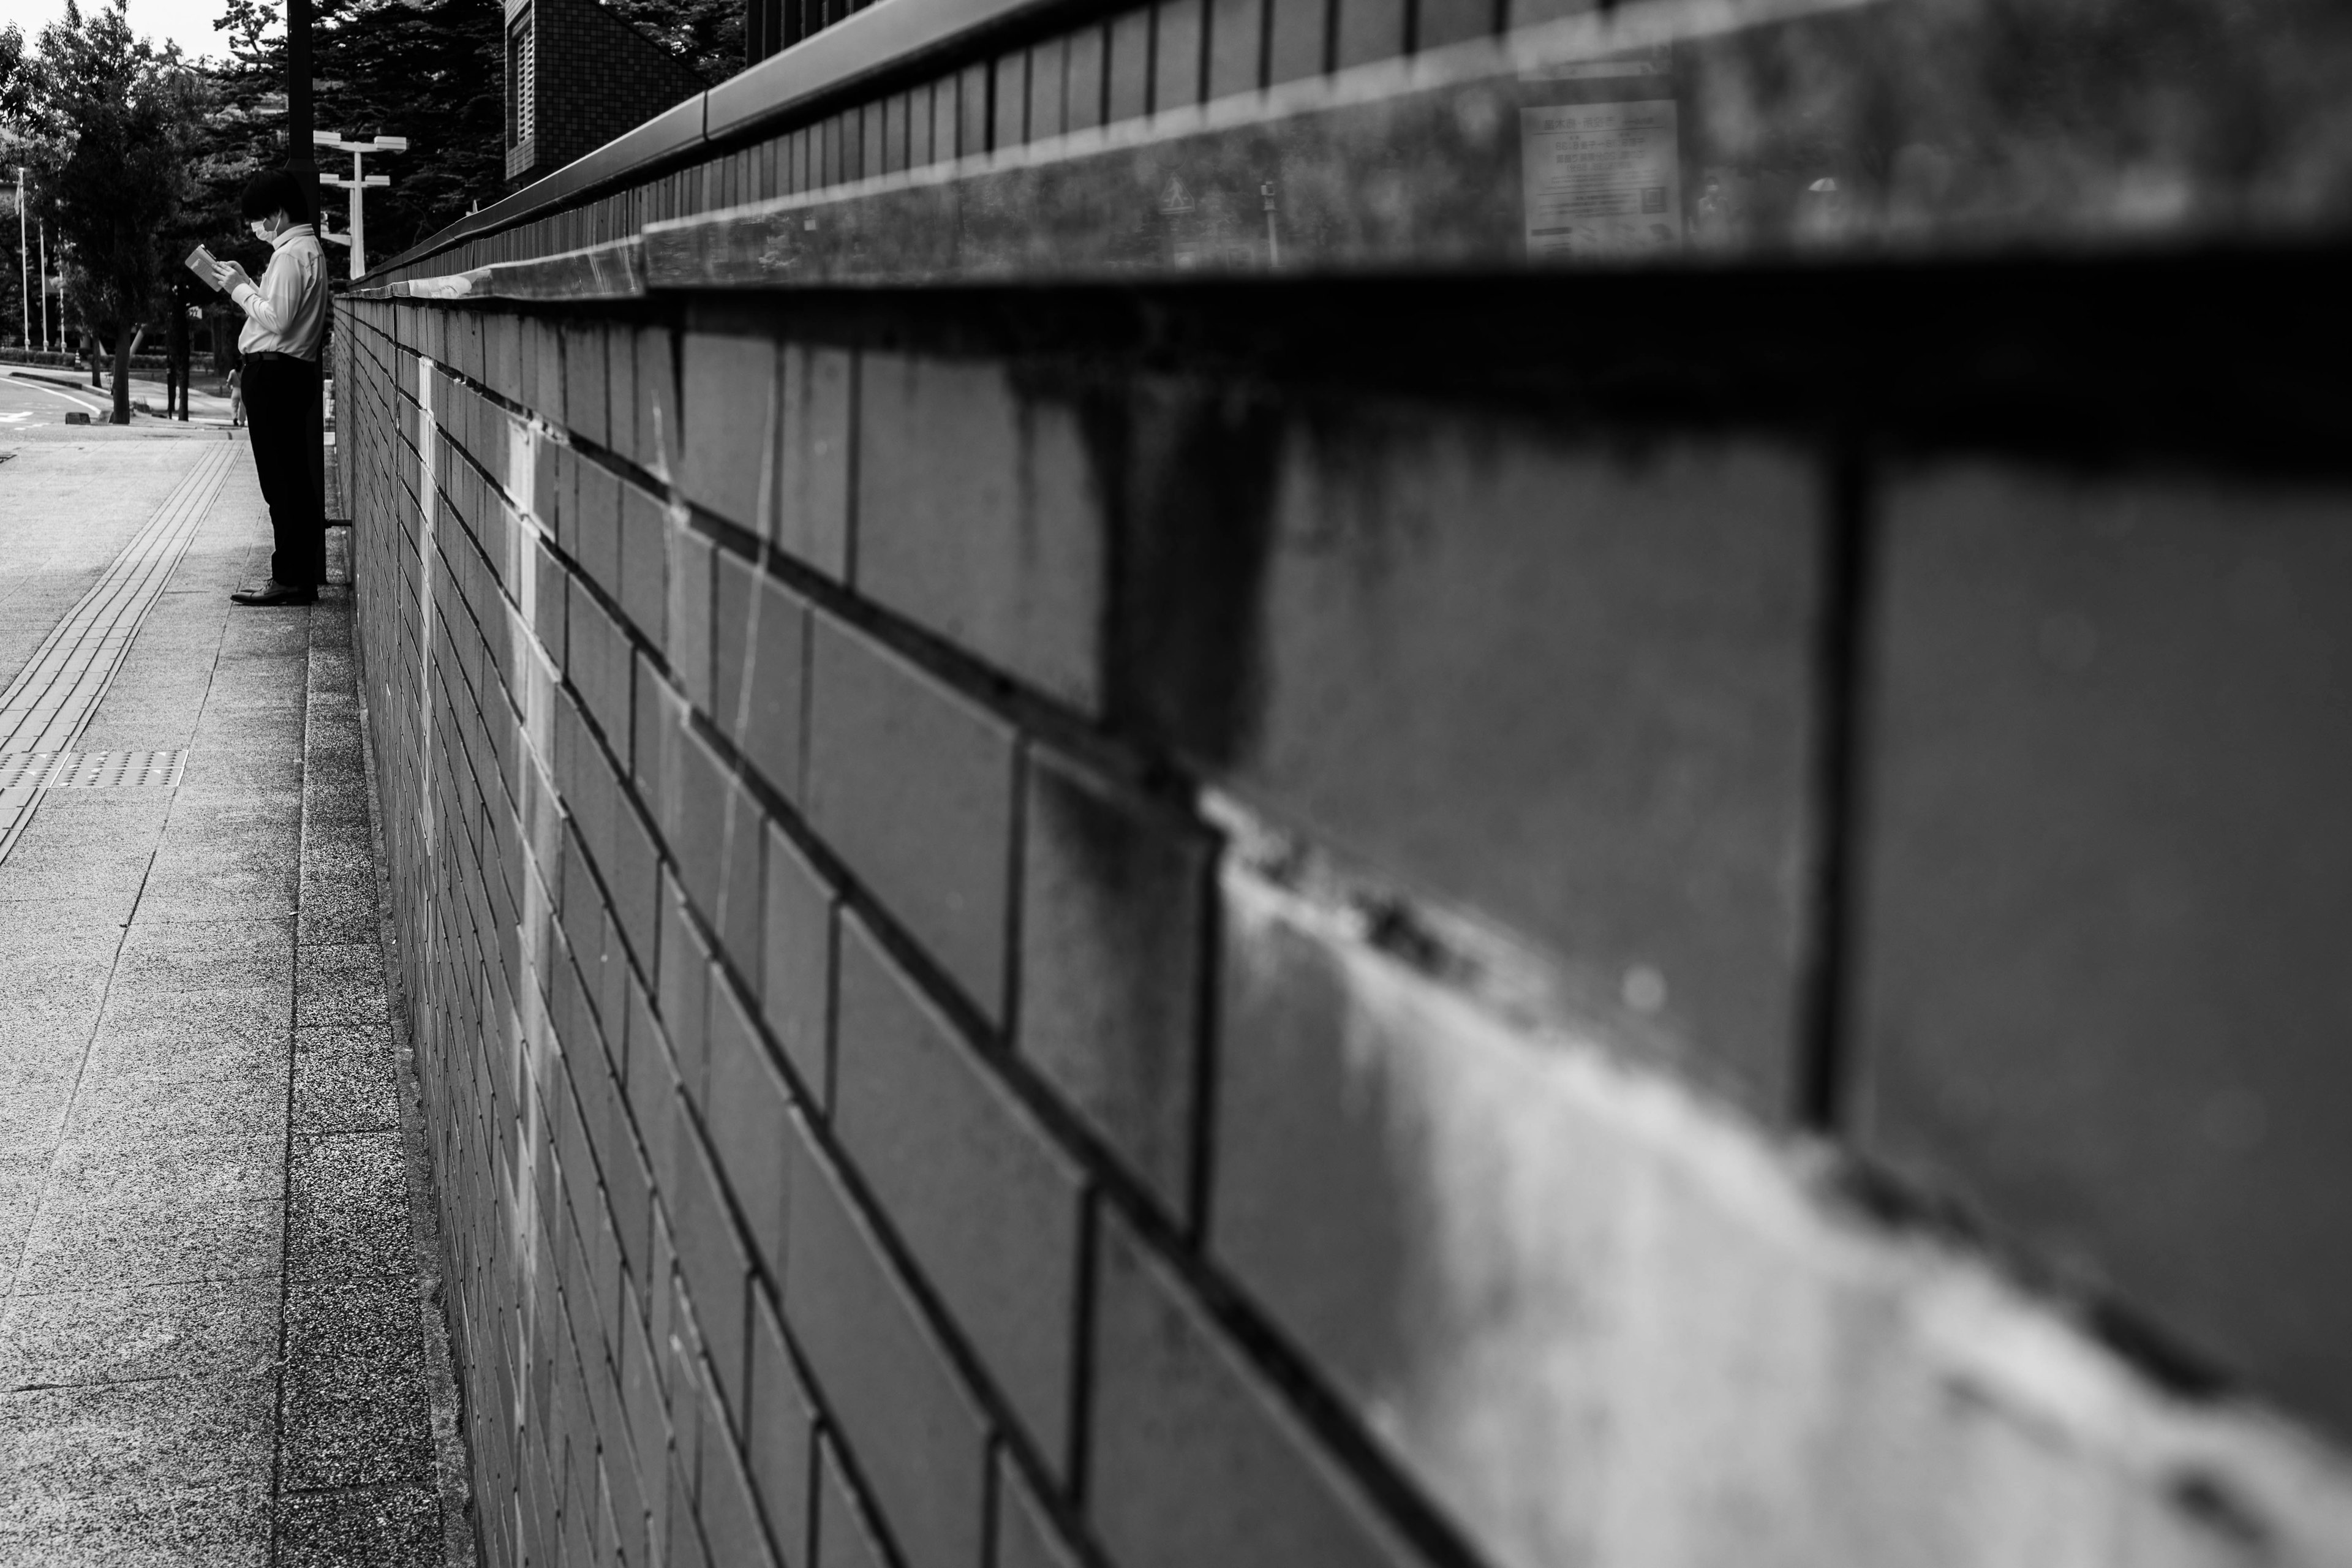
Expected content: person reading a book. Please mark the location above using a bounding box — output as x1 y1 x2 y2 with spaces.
194 170 328 607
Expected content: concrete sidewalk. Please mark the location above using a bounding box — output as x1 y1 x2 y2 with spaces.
0 427 473 1565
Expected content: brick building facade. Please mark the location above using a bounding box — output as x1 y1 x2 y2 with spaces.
503 0 706 186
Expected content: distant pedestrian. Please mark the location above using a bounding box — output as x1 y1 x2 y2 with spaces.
201 169 327 607
227 360 246 427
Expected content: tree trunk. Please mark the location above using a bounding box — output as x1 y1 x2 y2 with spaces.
170 289 188 421
110 326 133 424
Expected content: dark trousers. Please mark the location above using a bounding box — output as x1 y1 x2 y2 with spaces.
243 356 324 588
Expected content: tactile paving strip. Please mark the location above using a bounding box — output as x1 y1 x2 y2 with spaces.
0 750 188 790
0 442 233 865
0 442 233 755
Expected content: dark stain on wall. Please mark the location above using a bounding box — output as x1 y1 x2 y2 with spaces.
1084 376 1289 769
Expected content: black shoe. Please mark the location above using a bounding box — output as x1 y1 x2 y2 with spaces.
230 579 317 606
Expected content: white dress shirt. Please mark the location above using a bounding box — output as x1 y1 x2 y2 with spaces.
231 224 328 360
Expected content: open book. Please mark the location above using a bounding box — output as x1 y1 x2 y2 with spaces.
184 245 251 290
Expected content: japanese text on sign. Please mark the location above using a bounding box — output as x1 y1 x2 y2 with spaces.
1521 99 1683 257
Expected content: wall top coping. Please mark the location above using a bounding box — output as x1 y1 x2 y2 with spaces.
368 0 2352 290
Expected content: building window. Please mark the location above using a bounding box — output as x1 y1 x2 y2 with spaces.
507 11 536 149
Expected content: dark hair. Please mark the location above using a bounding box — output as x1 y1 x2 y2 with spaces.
239 169 315 225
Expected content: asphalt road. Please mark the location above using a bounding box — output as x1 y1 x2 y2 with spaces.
0 373 111 425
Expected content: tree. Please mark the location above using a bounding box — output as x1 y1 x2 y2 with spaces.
4 1 204 422
195 0 735 271
194 0 506 271
309 0 507 257
602 0 743 88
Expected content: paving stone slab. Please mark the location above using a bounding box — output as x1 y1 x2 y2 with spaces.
0 1071 81 1153
12 1197 282 1294
168 759 304 804
115 911 295 949
0 1482 270 1567
298 799 373 849
188 687 307 723
0 1376 275 1496
9 789 177 825
294 849 378 948
0 901 125 943
274 1485 441 1568
94 975 292 1027
0 978 118 1036
295 943 390 1027
278 1303 435 1491
156 792 306 835
298 809 374 854
295 887 378 949
0 837 159 888
144 833 304 894
0 866 149 916
287 1133 411 1281
0 1280 279 1389
42 1134 283 1210
292 1023 401 1134
61 1070 288 1144
81 1014 290 1087
143 841 301 889
71 716 203 752
2 799 173 858
0 1034 91 1080
0 936 117 1023
130 880 300 925
108 932 294 998
216 617 314 660
0 1155 48 1267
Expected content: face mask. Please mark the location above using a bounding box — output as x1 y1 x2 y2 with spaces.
251 217 277 241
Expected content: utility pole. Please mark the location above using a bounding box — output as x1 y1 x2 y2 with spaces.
315 132 405 280
16 169 26 353
40 223 50 350
287 0 318 216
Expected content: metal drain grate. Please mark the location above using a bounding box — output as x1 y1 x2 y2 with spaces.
0 750 187 790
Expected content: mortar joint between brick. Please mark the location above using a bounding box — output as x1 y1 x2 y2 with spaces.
1180 819 1227 1247
1792 436 1872 1135
694 499 1178 808
1061 1186 1102 1507
779 1031 1117 1533
1110 1197 1494 1568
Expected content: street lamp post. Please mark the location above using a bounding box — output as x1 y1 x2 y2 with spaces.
315 133 405 280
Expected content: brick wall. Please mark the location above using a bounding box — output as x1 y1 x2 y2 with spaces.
334 277 2352 1568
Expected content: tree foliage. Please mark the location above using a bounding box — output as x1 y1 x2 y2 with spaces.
1 0 733 382
2 0 205 421
202 0 508 268
602 0 743 90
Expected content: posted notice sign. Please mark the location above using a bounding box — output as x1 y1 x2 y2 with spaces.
1521 99 1683 258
